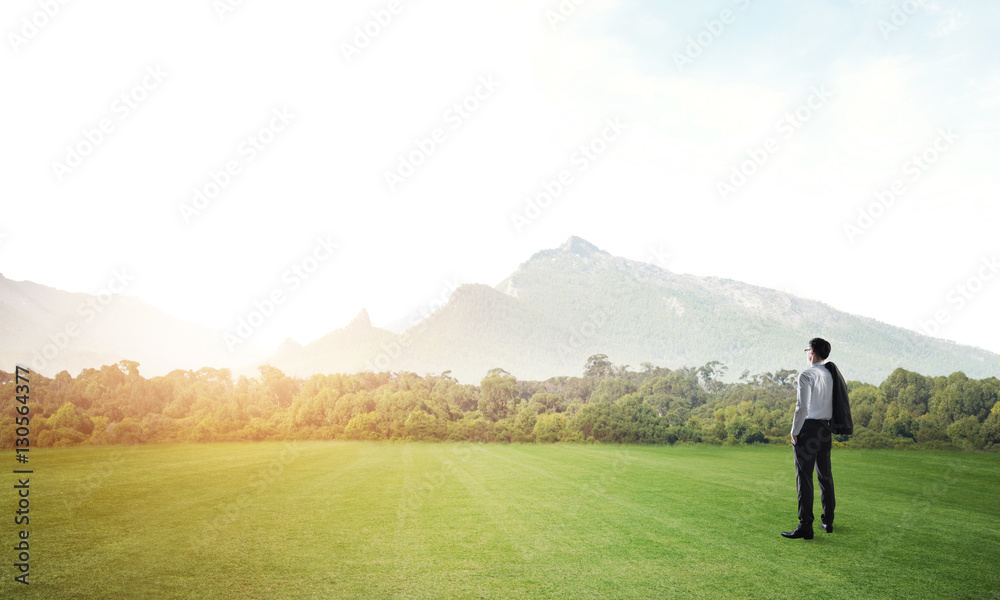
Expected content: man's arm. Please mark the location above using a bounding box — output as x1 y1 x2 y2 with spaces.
790 371 811 443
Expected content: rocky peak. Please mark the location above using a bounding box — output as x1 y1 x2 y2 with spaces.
346 309 373 330
559 236 606 256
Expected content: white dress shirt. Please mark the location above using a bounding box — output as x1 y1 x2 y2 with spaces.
791 362 833 436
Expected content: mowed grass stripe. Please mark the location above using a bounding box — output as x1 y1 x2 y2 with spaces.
444 444 643 599
481 443 789 551
542 445 813 598
826 449 1000 600
449 444 790 598
2 443 997 600
29 443 382 599
438 444 999 600
225 443 403 599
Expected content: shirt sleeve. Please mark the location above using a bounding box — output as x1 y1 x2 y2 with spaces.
791 370 811 436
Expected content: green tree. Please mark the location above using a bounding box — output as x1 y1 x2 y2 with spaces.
584 354 614 379
533 413 567 443
345 412 383 440
513 403 537 442
530 392 565 413
591 378 637 403
981 402 1000 448
405 410 441 441
258 365 299 408
48 402 93 435
881 402 916 440
696 361 728 392
947 416 983 450
479 369 519 422
571 403 616 442
881 368 933 414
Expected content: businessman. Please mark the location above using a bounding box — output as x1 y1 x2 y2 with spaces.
782 337 835 540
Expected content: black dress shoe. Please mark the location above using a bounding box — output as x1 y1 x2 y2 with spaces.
781 526 814 539
820 522 833 533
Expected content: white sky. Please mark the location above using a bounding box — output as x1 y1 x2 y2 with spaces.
2 0 998 356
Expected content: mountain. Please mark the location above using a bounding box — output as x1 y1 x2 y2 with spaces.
4 238 998 384
397 284 576 377
480 236 1000 383
0 273 267 377
269 309 399 376
271 236 1000 384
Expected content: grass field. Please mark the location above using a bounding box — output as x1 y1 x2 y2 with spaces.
3 442 998 600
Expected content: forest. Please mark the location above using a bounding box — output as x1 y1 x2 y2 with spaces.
2 355 999 451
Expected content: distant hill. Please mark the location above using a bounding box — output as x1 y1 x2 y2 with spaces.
270 309 399 376
271 237 1000 384
484 237 999 382
4 237 998 384
0 274 267 377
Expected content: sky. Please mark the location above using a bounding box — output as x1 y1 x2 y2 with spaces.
2 0 998 358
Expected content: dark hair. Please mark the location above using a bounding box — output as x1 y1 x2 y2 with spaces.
809 338 831 360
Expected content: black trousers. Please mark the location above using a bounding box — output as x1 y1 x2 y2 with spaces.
794 419 835 526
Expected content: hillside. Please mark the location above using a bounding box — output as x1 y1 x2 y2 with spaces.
482 237 999 382
0 274 267 377
269 237 999 383
3 236 998 384
270 309 400 377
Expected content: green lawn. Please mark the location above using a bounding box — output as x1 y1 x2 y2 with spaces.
3 442 998 599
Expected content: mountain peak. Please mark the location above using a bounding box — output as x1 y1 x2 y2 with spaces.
346 309 372 330
276 338 303 357
559 236 605 256
279 337 301 346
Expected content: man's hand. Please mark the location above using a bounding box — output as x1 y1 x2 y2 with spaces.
790 434 797 445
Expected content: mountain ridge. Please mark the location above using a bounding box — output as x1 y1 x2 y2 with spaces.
269 237 999 383
0 273 268 377
2 238 997 384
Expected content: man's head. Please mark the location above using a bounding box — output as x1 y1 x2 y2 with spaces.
806 337 831 364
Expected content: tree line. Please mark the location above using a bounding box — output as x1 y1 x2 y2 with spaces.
2 355 998 451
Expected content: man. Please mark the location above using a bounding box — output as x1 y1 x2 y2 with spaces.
781 337 835 540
